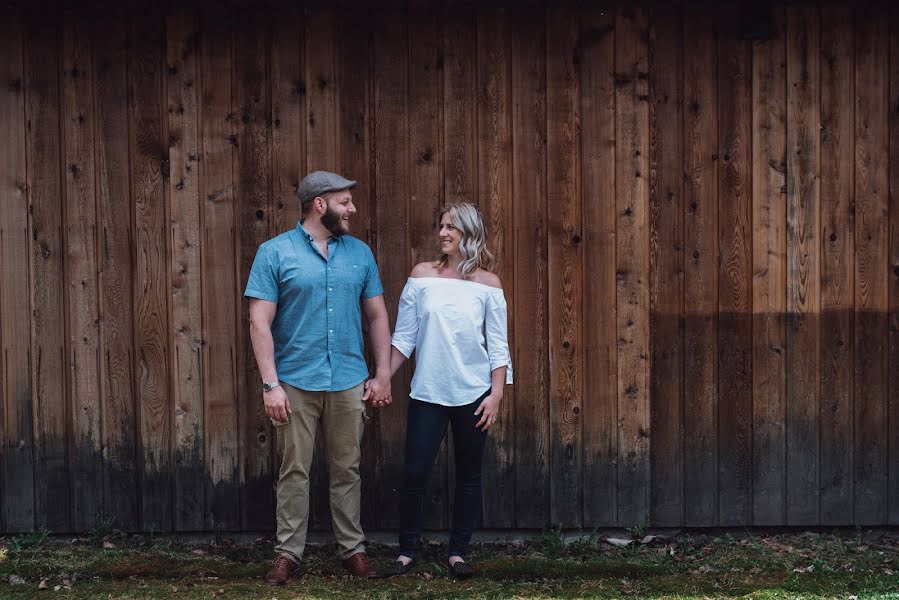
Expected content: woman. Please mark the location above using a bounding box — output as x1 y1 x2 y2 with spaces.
379 202 513 579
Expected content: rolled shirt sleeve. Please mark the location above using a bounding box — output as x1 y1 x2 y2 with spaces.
244 243 279 302
391 279 419 358
361 245 385 299
485 289 514 384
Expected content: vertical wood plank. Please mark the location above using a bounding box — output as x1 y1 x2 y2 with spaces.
717 5 753 526
94 8 138 530
819 4 855 526
407 1 448 530
477 3 514 529
581 5 617 527
166 7 205 531
336 3 377 527
889 3 899 526
853 6 889 525
235 9 274 531
444 0 477 205
546 0 582 529
511 2 549 529
785 4 821 526
304 5 338 533
0 8 34 533
647 2 684 527
130 7 172 531
372 2 409 529
306 7 338 173
200 6 239 530
271 5 305 235
615 6 651 528
62 10 102 532
683 5 719 527
751 6 787 526
25 12 70 532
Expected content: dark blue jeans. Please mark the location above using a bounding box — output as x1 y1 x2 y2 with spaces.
398 390 490 560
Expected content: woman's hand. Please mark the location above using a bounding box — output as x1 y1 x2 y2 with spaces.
474 394 502 431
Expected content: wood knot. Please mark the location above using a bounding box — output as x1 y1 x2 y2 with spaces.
562 340 570 349
255 209 265 220
570 232 581 245
692 250 699 259
830 233 837 242
572 406 580 415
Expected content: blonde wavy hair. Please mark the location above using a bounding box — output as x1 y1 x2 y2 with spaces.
435 202 496 276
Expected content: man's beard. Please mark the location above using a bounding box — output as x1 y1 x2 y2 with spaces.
321 206 348 237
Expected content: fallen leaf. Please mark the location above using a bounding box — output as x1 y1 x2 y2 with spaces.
102 541 116 549
606 537 633 547
640 535 659 544
54 586 61 592
792 565 814 573
192 549 206 556
883 568 894 575
38 578 48 590
9 575 26 585
423 572 433 580
62 577 72 586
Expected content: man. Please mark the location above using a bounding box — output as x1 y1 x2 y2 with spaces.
245 171 392 585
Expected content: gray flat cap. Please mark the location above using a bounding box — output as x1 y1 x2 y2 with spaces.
297 171 357 204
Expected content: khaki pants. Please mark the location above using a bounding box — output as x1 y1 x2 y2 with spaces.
274 381 366 562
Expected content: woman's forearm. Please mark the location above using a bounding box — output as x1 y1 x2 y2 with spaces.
390 346 408 378
490 366 506 398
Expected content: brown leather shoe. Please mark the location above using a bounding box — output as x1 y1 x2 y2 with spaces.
265 555 299 585
342 552 376 578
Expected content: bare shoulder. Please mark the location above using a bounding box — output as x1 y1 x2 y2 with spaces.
472 270 502 289
409 261 439 278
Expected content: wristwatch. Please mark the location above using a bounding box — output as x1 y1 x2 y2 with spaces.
262 380 281 393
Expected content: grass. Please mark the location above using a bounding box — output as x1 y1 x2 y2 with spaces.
1 529 897 598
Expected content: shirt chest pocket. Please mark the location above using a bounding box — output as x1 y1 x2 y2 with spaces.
331 262 366 295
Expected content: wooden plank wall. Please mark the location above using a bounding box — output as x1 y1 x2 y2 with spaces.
1 1 898 532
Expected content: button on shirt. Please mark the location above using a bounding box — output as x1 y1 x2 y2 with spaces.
244 221 384 392
391 277 513 407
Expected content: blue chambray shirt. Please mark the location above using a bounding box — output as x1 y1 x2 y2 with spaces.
244 221 384 392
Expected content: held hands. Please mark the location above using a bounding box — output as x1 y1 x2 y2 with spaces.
362 374 392 408
474 394 502 431
264 387 291 423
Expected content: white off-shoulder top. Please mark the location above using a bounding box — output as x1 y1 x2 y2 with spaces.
391 277 514 407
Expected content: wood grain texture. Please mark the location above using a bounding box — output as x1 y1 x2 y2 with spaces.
166 7 205 531
271 5 305 235
683 5 718 527
785 5 821 526
336 4 378 528
234 9 274 532
303 5 337 534
130 7 172 531
751 6 787 526
853 6 889 526
546 1 583 528
62 11 102 532
407 2 448 530
477 4 514 529
615 6 651 528
581 4 618 527
819 4 855 526
25 12 70 532
199 6 239 530
94 8 138 531
0 8 34 533
648 2 684 528
372 2 408 529
443 0 477 205
511 2 549 529
716 4 753 527
889 2 899 526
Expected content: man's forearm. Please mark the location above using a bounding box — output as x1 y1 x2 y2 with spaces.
367 314 392 377
249 321 278 382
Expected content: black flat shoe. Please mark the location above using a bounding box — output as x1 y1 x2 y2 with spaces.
379 559 414 578
449 560 475 579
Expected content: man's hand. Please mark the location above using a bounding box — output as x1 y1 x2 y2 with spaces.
264 387 291 423
362 374 392 408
